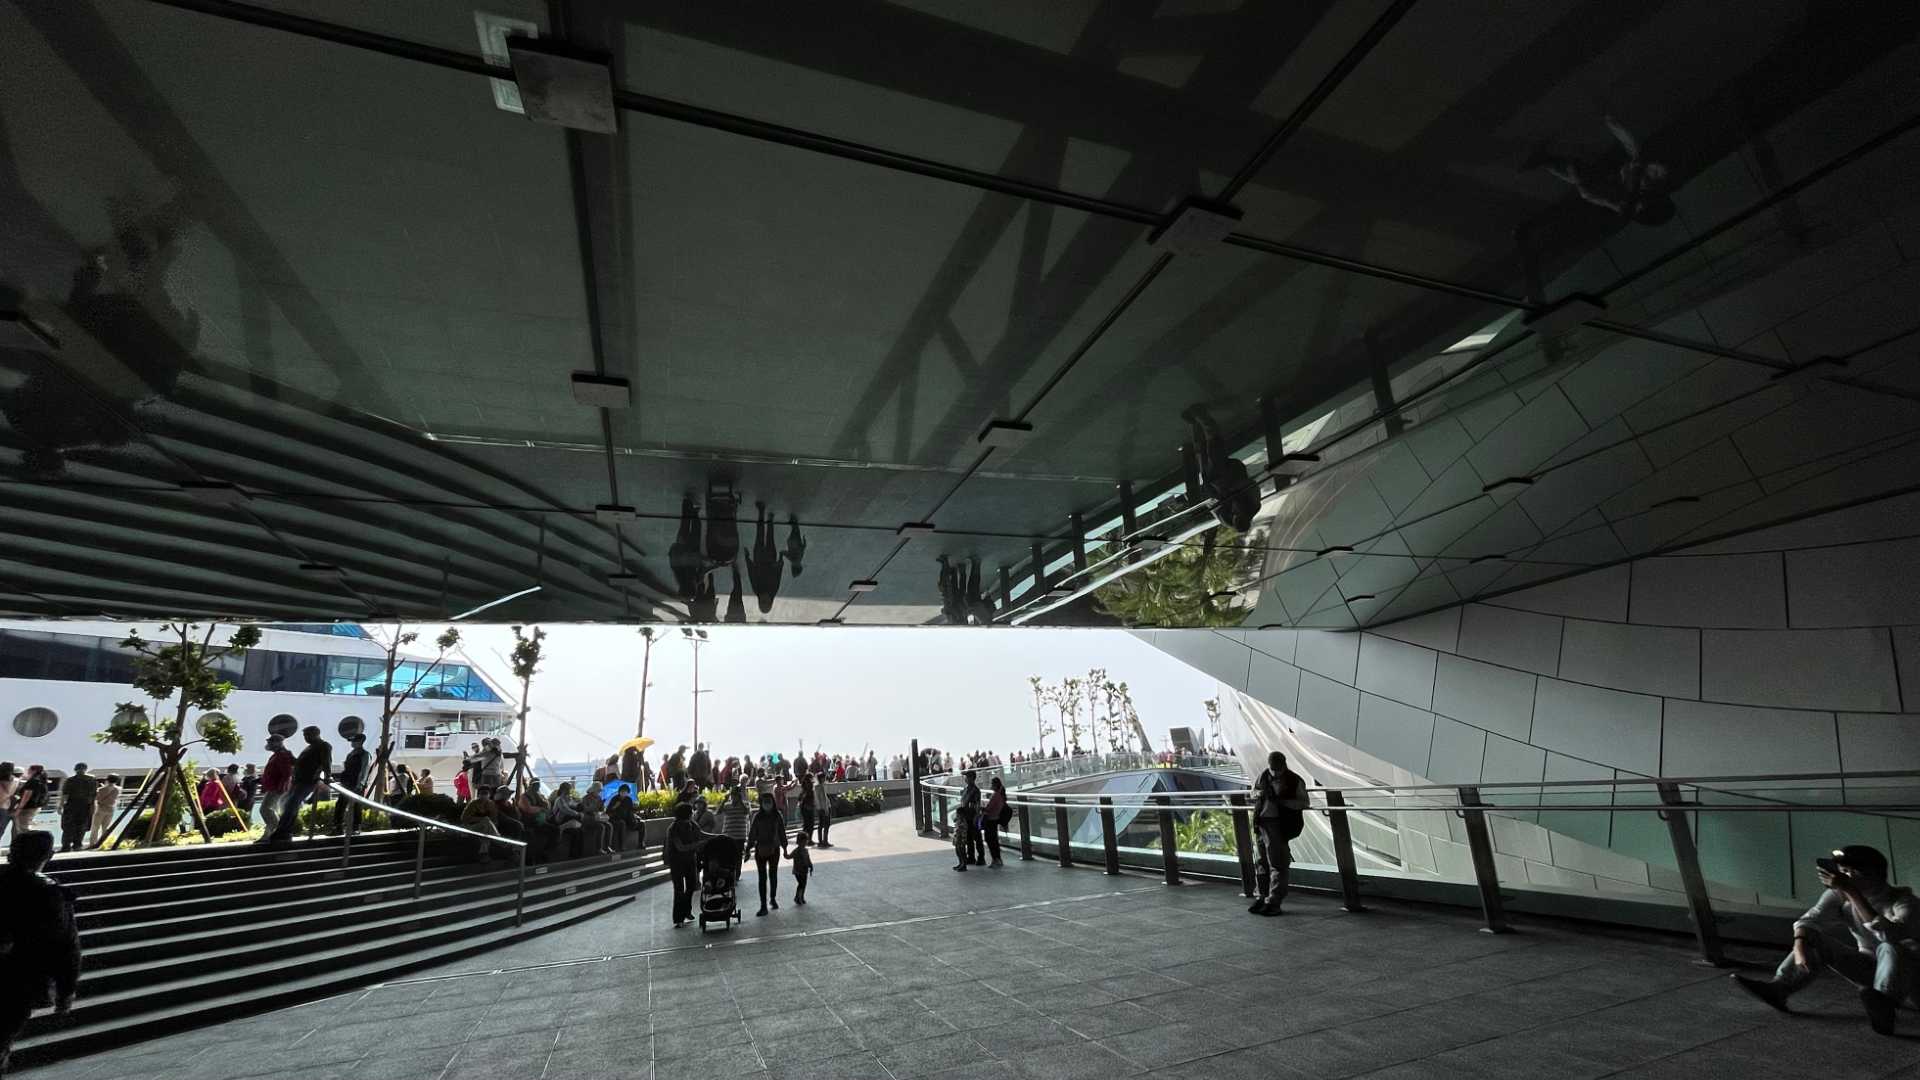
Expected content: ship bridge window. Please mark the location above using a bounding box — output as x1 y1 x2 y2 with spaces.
12 707 58 737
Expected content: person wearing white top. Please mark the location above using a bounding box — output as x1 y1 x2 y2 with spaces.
1733 844 1916 1035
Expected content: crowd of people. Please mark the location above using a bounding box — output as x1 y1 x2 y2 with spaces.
589 742 901 793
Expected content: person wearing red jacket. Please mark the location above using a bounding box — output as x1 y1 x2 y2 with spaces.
257 735 294 835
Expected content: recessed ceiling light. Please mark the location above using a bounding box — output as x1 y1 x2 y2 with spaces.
849 580 879 593
1480 476 1536 494
977 420 1034 449
595 504 638 525
1149 197 1243 255
570 372 630 408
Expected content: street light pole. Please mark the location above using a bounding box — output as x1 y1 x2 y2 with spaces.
681 628 709 750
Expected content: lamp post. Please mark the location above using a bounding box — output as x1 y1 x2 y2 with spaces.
682 628 709 747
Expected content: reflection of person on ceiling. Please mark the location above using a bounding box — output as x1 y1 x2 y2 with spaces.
936 555 967 624
784 514 807 578
964 556 996 625
746 502 783 613
669 496 704 601
724 562 747 624
705 481 740 568
1529 115 1674 226
687 572 719 623
1181 405 1258 533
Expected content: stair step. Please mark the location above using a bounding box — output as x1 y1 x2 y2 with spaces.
47 830 418 873
81 852 666 969
58 843 448 895
75 859 665 995
11 874 643 1070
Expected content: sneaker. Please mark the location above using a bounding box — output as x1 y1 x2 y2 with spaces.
756 907 768 917
1247 901 1266 915
1862 987 1896 1035
1730 974 1792 1014
954 865 968 872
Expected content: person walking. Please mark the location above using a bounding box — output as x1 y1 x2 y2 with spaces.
89 774 121 848
689 743 711 790
797 772 817 847
331 734 370 833
667 802 705 928
748 792 786 916
983 777 1008 868
262 727 331 847
790 831 814 906
0 832 81 1077
1250 751 1308 916
258 736 293 837
719 783 752 857
57 765 99 853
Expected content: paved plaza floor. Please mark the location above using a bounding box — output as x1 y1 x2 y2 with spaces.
21 808 1920 1080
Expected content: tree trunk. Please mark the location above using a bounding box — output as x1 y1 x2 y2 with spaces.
176 757 214 843
98 767 161 850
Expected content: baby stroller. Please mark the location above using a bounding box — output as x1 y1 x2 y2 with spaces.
698 833 744 933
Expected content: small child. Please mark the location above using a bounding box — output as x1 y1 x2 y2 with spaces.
790 831 814 905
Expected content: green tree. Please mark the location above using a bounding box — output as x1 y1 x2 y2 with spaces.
367 624 462 799
508 624 546 795
1092 527 1254 627
94 623 260 845
1026 676 1055 754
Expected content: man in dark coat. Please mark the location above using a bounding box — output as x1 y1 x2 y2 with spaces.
331 734 369 833
1251 751 1309 915
57 764 99 853
1 831 80 1075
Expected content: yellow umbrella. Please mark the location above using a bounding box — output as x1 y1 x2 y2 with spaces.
616 736 655 756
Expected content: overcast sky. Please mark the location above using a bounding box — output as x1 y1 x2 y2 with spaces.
414 624 1223 767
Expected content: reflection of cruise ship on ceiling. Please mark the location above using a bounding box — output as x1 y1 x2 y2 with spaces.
0 621 516 781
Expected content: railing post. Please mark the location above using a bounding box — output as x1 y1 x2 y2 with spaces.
1324 790 1366 913
1458 786 1511 934
1229 793 1255 897
1099 796 1120 875
1018 804 1033 861
1658 782 1728 966
515 846 527 927
1155 793 1179 885
1054 797 1072 867
937 793 951 839
413 826 426 900
340 795 355 869
910 739 925 833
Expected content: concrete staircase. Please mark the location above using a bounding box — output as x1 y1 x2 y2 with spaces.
12 829 664 1069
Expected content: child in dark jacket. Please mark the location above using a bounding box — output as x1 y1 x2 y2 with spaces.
790 831 815 905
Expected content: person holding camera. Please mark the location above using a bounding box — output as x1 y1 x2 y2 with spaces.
1733 844 1915 1035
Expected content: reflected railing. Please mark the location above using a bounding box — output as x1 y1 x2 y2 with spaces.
334 783 531 925
909 762 1920 964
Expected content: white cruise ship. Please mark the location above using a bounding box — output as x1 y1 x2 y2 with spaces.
0 620 516 784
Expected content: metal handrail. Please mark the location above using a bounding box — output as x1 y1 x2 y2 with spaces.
332 783 530 926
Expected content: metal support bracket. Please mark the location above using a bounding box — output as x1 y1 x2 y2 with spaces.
1458 786 1511 934
1658 782 1730 967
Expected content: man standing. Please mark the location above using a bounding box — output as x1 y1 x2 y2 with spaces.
258 736 293 835
1250 751 1308 916
958 770 984 868
1732 844 1915 1035
57 764 99 853
238 763 260 816
689 743 711 790
262 726 330 846
0 832 80 1077
331 734 369 833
